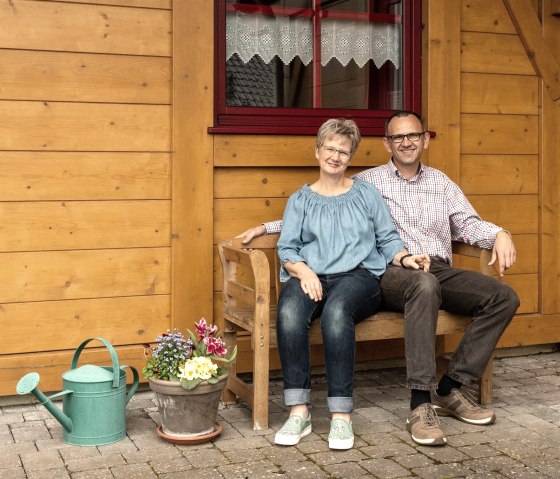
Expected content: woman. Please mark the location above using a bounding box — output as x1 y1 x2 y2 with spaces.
274 119 430 450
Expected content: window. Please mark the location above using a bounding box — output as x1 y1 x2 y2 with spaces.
211 0 421 136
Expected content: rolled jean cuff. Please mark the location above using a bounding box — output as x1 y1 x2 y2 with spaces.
446 370 473 386
284 389 311 406
327 396 353 413
406 382 437 391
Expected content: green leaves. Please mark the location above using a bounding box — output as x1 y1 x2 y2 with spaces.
180 377 202 390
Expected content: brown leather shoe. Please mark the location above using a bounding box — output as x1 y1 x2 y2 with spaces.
432 388 496 425
406 403 447 446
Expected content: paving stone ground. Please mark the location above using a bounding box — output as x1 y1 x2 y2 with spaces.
2 350 560 478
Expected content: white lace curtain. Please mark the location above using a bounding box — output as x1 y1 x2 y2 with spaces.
226 12 401 69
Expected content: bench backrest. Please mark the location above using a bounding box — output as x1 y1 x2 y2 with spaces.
222 234 494 312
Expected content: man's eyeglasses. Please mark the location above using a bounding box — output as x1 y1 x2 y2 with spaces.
322 145 351 161
386 132 426 143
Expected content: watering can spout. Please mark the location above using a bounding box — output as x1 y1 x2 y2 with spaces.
16 373 73 433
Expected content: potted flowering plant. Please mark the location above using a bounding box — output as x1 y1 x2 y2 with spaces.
143 318 237 443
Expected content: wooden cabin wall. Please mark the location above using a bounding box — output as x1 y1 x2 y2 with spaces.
0 0 172 395
213 0 560 373
0 0 558 395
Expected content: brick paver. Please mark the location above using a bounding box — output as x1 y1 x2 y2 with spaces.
2 350 560 477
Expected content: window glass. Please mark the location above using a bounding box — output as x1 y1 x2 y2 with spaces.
215 0 419 135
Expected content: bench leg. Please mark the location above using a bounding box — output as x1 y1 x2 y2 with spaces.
221 328 237 404
478 357 493 405
435 335 447 380
436 336 493 405
252 341 269 430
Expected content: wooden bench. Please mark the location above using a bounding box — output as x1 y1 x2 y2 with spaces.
218 234 494 430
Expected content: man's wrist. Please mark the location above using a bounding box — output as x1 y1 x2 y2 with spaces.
399 253 413 268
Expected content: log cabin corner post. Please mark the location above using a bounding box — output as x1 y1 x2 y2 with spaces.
172 0 215 330
422 0 461 358
422 0 461 182
541 0 560 314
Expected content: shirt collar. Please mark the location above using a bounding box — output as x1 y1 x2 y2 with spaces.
387 158 425 180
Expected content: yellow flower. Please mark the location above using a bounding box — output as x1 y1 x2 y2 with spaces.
179 357 218 381
177 361 197 381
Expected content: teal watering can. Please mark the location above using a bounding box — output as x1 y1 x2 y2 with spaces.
16 338 139 446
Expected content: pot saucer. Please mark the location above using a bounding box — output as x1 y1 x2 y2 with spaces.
156 423 223 445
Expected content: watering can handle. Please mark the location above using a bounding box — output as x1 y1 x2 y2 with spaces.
71 338 120 388
122 365 139 405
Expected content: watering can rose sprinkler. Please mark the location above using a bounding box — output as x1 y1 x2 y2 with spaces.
16 338 139 446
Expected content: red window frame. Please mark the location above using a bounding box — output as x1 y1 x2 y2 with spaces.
210 0 422 136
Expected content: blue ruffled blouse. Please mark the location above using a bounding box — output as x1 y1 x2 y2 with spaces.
277 179 404 282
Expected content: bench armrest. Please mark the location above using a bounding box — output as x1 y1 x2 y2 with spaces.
451 241 494 277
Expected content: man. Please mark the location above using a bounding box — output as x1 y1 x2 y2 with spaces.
238 111 520 446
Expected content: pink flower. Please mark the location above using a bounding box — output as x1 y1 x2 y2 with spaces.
204 337 227 357
195 317 218 340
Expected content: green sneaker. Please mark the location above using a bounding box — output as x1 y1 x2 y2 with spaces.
328 418 354 450
274 414 312 446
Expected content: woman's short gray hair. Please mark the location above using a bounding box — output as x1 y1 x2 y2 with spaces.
316 119 361 156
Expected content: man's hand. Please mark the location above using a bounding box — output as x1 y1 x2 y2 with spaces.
235 224 266 245
489 230 516 276
403 254 431 272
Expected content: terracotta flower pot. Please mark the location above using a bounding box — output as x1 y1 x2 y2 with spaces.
149 375 227 440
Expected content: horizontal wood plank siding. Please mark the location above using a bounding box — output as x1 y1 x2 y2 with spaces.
458 0 541 318
461 32 535 75
0 50 171 104
461 0 516 33
1 296 170 355
461 73 539 114
0 200 170 251
41 0 171 8
0 1 171 56
0 152 170 201
0 0 172 394
214 135 387 167
0 248 170 303
0 101 170 151
461 155 538 195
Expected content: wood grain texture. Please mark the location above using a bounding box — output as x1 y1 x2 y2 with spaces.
461 0 516 33
171 0 214 329
423 0 461 182
215 167 371 199
0 101 170 151
41 0 171 8
453 234 537 275
461 73 538 114
0 50 171 104
0 345 147 396
460 154 538 195
468 194 538 234
503 0 560 100
0 152 170 201
0 248 170 303
461 31 534 75
461 113 538 155
541 0 560 313
214 198 289 243
0 0 171 56
0 200 170 251
214 135 387 167
0 295 170 354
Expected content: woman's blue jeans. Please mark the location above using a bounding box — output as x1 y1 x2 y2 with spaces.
276 267 381 413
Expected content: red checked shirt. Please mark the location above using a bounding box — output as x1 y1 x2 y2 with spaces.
265 160 502 264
